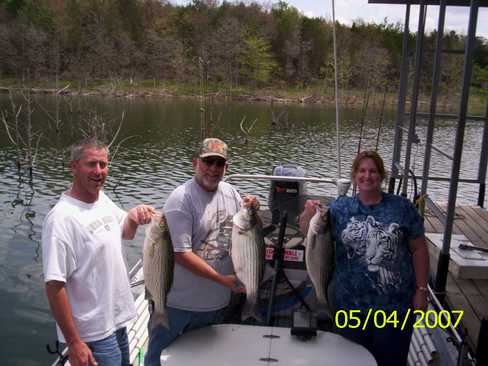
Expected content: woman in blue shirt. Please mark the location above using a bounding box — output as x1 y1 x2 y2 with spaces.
300 151 429 366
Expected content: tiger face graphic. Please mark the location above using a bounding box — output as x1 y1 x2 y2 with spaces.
342 215 402 293
365 222 399 270
341 216 370 258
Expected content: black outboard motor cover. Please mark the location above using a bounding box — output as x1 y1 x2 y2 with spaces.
268 165 307 225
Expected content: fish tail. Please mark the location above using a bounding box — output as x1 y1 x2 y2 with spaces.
150 311 170 330
315 291 328 309
316 307 332 322
315 294 334 319
241 300 262 322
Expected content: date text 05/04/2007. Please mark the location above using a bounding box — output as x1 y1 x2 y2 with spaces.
334 309 464 330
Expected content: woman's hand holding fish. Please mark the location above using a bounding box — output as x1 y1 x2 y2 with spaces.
304 199 321 215
242 195 260 210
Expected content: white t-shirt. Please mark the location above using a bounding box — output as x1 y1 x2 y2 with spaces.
42 191 136 343
164 178 242 311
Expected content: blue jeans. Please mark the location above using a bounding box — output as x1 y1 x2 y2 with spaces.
144 306 225 366
336 312 414 366
85 327 130 366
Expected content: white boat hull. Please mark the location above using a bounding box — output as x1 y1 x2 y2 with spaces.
161 323 377 366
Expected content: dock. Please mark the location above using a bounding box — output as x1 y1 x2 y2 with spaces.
424 204 488 352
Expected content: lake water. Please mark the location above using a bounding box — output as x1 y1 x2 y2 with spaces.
0 95 486 365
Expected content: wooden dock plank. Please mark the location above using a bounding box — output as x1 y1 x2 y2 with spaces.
423 215 436 233
473 280 488 306
424 212 444 233
457 206 488 249
455 278 488 320
469 206 488 223
451 213 485 247
462 206 488 229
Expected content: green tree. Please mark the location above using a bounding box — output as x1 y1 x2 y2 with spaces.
473 64 488 90
241 35 277 87
207 17 245 87
301 17 332 83
474 36 488 68
271 1 302 82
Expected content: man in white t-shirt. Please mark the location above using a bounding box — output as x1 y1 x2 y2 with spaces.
145 138 260 366
42 137 155 366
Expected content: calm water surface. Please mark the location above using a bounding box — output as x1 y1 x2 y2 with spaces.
0 96 486 365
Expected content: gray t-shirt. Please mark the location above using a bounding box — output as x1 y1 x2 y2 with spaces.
164 177 242 311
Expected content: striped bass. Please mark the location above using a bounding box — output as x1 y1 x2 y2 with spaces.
305 205 334 317
143 213 174 329
231 207 265 322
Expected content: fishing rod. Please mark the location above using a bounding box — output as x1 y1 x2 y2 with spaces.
375 86 388 151
356 83 371 155
331 0 341 180
331 0 351 197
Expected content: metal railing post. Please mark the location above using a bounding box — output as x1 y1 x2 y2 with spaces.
476 318 488 365
434 0 479 301
477 102 488 207
389 4 410 194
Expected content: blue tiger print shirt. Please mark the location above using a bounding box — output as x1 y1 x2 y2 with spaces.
329 192 424 313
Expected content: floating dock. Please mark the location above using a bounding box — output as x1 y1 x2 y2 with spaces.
425 204 488 351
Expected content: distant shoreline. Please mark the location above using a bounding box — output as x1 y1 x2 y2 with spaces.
0 81 485 115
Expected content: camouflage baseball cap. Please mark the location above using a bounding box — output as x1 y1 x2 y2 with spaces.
199 138 228 160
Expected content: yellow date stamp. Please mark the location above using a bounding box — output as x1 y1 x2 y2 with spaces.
334 309 464 330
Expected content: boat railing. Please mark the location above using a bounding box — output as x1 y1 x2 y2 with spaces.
225 174 337 185
129 259 143 279
129 259 145 288
225 174 351 198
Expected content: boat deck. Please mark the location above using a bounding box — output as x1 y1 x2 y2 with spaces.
424 204 488 352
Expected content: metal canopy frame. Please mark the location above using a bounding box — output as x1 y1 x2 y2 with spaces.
369 0 488 364
369 0 488 5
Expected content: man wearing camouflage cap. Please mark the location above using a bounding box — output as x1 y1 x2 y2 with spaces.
145 138 259 366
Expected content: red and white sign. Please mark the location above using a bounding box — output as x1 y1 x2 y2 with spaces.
265 247 304 262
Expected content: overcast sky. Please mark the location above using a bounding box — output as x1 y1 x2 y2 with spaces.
171 1 488 39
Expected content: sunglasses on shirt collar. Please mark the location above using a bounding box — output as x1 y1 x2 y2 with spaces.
200 156 227 167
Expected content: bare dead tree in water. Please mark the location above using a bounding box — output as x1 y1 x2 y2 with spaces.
76 110 140 193
78 110 125 145
1 90 42 180
35 85 70 133
1 95 23 171
270 100 289 129
239 116 258 144
1 86 42 229
35 84 71 172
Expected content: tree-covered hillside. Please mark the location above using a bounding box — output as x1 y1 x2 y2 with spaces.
0 0 487 95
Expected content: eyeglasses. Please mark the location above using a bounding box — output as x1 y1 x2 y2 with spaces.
201 157 227 168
